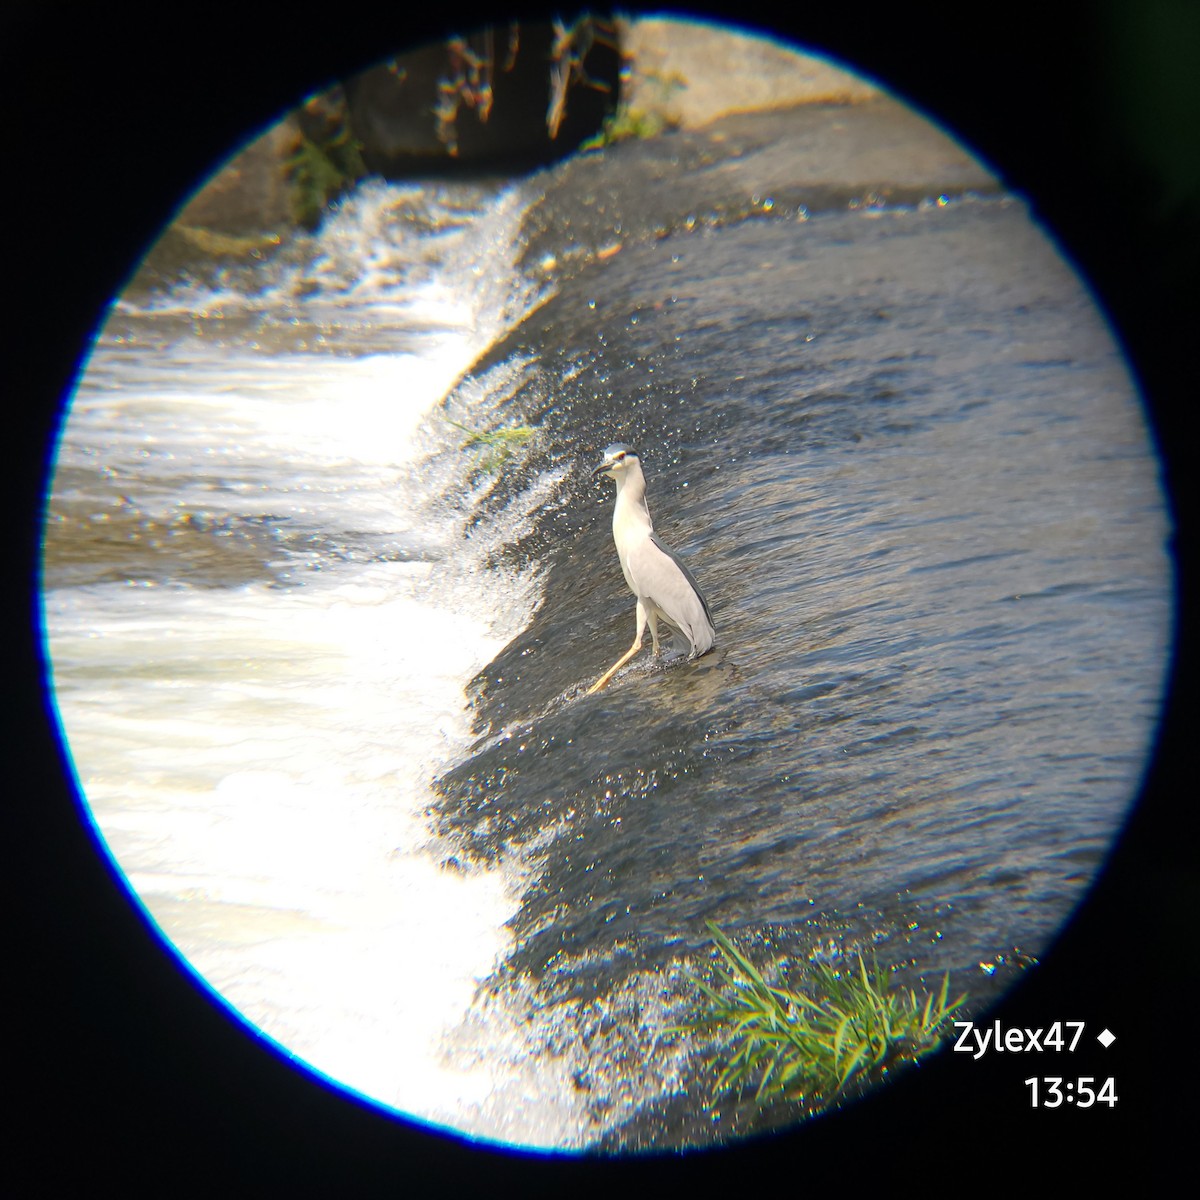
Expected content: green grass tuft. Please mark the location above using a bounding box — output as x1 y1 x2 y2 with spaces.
445 418 537 473
285 116 367 231
578 69 686 151
683 922 967 1110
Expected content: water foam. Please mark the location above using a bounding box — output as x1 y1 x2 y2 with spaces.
44 179 589 1145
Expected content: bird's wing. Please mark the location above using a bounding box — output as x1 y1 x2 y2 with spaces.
647 530 715 632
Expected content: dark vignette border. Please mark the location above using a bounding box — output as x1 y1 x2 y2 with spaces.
6 1 1193 1190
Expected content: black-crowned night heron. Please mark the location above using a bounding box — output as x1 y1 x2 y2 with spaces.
587 444 715 694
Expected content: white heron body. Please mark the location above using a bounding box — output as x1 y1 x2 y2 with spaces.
588 444 714 693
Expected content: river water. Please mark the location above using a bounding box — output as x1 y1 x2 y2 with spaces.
41 95 1172 1152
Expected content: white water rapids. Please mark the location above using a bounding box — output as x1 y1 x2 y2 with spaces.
42 180 591 1148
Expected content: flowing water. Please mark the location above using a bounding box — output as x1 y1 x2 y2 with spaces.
41 96 1173 1152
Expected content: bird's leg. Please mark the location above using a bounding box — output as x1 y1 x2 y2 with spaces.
587 601 647 694
587 640 640 694
647 606 661 656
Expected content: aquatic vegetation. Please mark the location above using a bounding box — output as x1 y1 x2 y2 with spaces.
580 104 668 148
286 98 367 230
686 923 966 1111
580 68 686 149
446 418 537 473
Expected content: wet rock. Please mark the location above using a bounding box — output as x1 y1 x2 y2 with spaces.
619 16 880 131
175 116 302 233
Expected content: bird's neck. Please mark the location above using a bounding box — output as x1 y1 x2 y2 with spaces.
613 472 653 534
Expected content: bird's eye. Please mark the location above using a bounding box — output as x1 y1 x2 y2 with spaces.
614 452 625 461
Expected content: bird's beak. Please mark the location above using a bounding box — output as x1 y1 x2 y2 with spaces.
592 459 613 478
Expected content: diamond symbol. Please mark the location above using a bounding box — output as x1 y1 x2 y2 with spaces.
1097 1028 1116 1048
